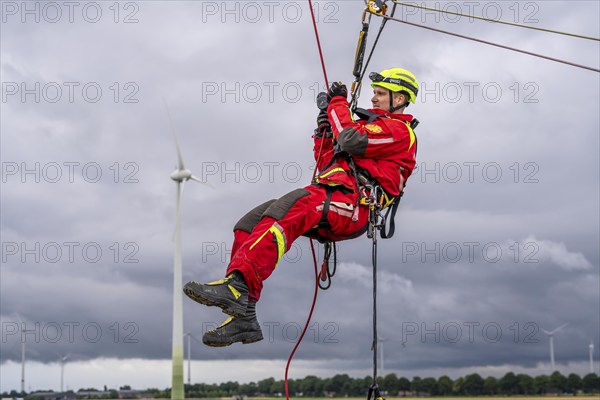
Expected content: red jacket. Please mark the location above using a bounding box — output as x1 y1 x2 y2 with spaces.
313 96 417 197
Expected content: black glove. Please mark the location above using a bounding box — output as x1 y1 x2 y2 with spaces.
328 82 347 100
314 110 332 138
316 92 329 111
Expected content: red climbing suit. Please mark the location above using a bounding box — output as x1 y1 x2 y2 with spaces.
226 96 417 301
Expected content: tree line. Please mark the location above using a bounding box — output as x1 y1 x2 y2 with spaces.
8 371 599 399
161 371 599 397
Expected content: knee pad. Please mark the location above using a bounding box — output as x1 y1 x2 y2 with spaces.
262 188 311 221
234 199 276 233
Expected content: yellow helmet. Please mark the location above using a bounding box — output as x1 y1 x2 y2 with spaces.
370 68 419 104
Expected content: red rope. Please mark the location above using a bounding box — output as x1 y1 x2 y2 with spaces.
308 0 330 88
284 240 320 400
284 2 330 399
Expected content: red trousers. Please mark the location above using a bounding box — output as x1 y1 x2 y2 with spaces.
226 184 368 301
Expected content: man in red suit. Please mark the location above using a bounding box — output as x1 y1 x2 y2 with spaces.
184 68 420 347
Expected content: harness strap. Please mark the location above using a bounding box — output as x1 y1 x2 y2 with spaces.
355 107 387 123
318 241 337 290
380 192 403 239
318 188 334 230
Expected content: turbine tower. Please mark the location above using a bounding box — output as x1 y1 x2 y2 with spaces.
589 339 595 374
16 313 25 394
14 312 34 394
59 354 69 392
185 332 191 386
164 99 208 400
541 323 568 370
377 335 385 377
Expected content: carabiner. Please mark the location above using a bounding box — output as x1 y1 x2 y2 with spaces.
367 0 388 16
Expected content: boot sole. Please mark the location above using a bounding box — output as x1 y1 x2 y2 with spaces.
203 331 264 347
183 282 247 318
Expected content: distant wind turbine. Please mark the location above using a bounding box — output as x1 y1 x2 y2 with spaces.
589 339 595 374
164 98 211 400
14 313 39 394
541 323 568 370
377 335 386 377
14 313 25 394
59 354 69 392
184 332 202 386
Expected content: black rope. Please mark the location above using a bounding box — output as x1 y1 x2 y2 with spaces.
350 3 398 110
376 13 600 73
318 242 337 290
371 230 378 384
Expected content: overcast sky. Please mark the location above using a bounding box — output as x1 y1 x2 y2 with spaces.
1 0 599 393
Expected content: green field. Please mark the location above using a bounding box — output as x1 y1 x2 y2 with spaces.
236 397 600 400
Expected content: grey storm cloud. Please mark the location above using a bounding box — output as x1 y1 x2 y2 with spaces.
1 0 599 391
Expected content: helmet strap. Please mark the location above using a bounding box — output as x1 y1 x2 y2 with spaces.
388 90 408 113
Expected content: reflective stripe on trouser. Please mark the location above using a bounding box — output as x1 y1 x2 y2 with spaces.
227 185 369 301
248 221 287 265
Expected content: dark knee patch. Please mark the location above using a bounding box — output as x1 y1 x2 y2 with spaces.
262 188 311 221
234 199 276 233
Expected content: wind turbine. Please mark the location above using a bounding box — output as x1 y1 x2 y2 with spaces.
377 335 386 377
15 313 25 394
14 312 34 394
589 339 595 374
184 332 202 386
541 323 568 370
59 354 69 392
164 98 210 400
184 332 191 386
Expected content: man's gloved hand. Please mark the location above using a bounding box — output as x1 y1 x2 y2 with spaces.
328 82 347 101
316 92 329 111
314 110 332 138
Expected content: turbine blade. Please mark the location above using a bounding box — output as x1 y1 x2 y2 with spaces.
163 97 186 171
553 322 569 334
541 329 552 335
190 175 215 189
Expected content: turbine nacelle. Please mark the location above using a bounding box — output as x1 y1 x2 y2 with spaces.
542 322 569 337
170 168 193 182
542 322 568 370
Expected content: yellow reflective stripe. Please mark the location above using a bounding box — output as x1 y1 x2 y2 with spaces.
207 278 227 285
249 228 271 251
269 222 286 265
319 167 345 179
207 273 235 286
407 124 416 150
248 222 287 266
216 316 233 329
315 180 344 187
228 284 241 299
